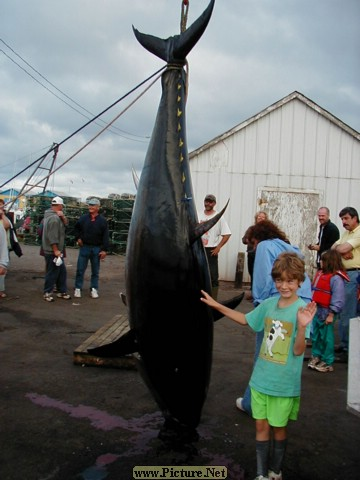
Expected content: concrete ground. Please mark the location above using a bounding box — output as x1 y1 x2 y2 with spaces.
0 244 358 480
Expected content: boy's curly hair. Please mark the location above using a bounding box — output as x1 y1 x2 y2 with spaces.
271 252 305 282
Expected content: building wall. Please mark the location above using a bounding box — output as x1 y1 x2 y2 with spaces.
0 190 26 210
190 98 360 283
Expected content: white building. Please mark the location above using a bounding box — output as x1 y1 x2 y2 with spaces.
190 91 360 283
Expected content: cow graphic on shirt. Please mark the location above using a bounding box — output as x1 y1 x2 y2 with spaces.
265 319 287 357
260 317 291 363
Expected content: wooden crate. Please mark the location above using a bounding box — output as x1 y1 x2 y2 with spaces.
73 314 137 369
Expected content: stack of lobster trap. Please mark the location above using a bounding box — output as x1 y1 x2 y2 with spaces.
21 194 135 255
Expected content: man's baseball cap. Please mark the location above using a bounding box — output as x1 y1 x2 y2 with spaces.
205 194 216 203
51 196 64 205
87 198 100 206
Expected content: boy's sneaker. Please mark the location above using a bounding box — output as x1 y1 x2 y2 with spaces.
315 362 334 372
43 292 54 302
90 288 99 299
254 476 269 480
56 293 71 300
236 397 245 412
268 470 282 480
308 356 320 369
74 288 81 298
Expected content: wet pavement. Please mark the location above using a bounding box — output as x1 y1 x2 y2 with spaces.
0 244 359 480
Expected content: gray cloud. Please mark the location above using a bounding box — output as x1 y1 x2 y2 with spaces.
1 0 359 202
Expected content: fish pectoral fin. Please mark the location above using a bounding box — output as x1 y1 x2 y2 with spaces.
212 292 245 322
191 200 230 244
87 329 138 358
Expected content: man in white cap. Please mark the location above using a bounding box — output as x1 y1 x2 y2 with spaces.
73 198 109 299
42 196 71 302
198 194 231 299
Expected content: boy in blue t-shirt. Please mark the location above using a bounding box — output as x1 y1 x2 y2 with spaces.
201 252 317 480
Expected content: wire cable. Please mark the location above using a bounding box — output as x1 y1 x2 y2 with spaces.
0 38 148 140
11 70 163 201
0 65 166 189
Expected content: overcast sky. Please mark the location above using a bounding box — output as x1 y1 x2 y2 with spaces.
1 0 359 203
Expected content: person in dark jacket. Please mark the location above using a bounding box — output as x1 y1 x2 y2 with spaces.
308 207 340 269
73 198 109 299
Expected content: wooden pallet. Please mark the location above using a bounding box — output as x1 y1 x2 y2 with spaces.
73 314 137 369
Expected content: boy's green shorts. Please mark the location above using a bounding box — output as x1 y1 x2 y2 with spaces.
251 388 300 427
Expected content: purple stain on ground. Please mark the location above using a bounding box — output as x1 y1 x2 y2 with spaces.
96 453 122 466
26 392 243 479
26 392 161 433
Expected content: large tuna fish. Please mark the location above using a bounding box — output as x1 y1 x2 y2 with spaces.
89 0 243 443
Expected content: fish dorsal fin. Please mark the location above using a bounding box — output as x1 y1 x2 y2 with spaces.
191 199 229 244
133 0 215 64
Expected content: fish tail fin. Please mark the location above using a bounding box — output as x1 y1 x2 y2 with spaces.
133 0 215 64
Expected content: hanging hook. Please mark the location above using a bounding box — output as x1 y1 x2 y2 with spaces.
180 0 189 33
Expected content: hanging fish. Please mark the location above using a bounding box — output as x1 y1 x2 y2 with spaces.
89 0 243 444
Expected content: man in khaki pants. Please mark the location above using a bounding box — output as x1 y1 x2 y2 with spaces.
332 206 360 362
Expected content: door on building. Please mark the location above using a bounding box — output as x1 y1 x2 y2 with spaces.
257 187 321 278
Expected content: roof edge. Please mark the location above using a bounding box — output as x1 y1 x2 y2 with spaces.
190 91 360 158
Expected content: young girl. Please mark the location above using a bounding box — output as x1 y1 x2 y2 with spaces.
308 249 349 372
201 252 316 480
